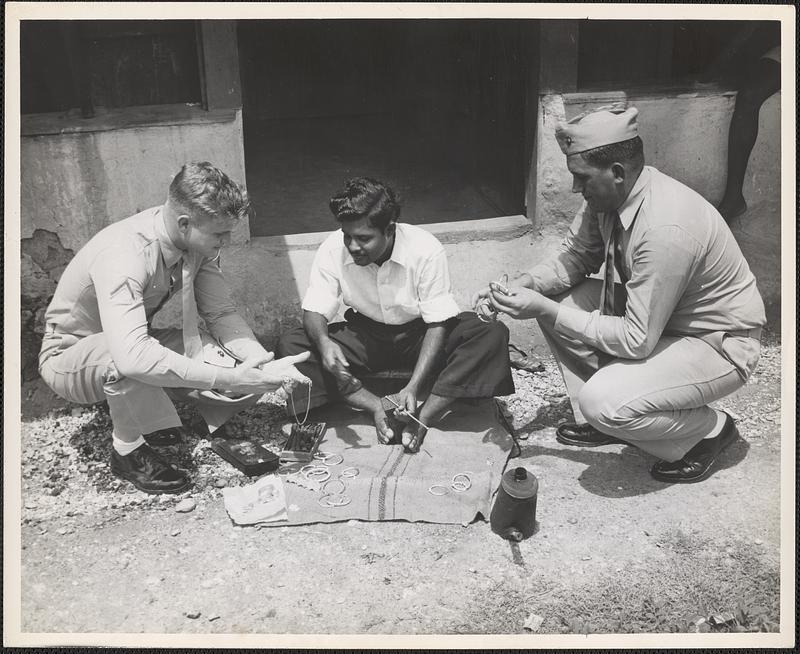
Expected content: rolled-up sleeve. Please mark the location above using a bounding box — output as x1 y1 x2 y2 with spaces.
528 203 606 296
89 248 220 389
417 248 460 323
194 256 271 362
301 240 343 321
555 225 702 359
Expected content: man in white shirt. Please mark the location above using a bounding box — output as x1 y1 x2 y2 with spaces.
277 177 514 452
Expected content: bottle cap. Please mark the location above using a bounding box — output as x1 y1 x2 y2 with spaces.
501 466 538 499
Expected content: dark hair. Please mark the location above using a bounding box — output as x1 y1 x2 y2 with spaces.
168 162 250 222
329 177 400 230
580 136 644 168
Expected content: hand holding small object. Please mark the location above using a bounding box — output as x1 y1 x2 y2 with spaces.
489 286 552 320
475 273 512 322
384 394 429 431
320 340 353 381
392 386 418 423
489 280 514 296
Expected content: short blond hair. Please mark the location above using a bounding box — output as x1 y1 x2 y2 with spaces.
169 162 250 222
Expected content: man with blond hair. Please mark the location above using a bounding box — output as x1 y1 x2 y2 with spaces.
39 162 310 494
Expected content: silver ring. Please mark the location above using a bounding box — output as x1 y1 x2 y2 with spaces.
318 494 352 508
322 479 346 495
339 467 359 479
451 473 472 492
476 299 498 323
428 484 449 496
322 453 344 466
303 466 331 482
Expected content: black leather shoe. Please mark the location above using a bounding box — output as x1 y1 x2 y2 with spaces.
143 427 187 446
556 422 626 447
650 413 739 483
110 444 190 494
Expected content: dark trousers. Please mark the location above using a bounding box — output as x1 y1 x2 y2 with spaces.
276 310 515 413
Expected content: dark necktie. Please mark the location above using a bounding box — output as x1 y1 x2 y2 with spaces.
602 212 627 316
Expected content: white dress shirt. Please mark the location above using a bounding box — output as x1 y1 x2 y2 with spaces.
302 223 461 325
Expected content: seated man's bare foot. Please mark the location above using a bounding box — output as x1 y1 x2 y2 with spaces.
373 409 396 445
402 423 428 453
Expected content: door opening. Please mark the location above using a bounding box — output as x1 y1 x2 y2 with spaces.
238 20 533 237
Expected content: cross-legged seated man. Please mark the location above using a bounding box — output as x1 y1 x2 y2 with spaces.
277 177 515 452
473 106 765 483
38 162 310 494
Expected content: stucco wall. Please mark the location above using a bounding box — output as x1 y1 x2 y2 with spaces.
533 89 782 321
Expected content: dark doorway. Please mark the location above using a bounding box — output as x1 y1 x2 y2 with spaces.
238 20 533 237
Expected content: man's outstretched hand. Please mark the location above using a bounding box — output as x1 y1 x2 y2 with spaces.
225 352 312 395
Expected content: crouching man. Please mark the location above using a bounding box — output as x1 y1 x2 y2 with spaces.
39 162 310 494
277 177 515 452
473 106 765 482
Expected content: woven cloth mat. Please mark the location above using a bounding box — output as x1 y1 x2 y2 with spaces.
264 398 513 526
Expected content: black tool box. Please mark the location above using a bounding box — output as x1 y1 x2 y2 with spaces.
211 438 280 476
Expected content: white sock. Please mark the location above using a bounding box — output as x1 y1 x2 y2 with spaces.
702 409 727 439
113 433 146 456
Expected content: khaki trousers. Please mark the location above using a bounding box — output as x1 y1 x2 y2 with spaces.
38 328 255 435
539 279 761 462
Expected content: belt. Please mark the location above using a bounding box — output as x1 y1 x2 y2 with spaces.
344 309 425 335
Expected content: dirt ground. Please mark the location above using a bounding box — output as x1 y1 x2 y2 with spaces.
14 335 784 640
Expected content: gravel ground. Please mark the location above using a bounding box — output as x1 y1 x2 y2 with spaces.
15 332 785 638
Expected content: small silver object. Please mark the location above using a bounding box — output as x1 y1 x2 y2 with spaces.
339 467 359 479
318 494 351 508
321 453 344 466
322 479 346 495
428 484 449 496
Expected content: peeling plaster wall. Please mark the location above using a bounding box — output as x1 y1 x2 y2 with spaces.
20 111 248 252
534 90 782 323
20 230 75 382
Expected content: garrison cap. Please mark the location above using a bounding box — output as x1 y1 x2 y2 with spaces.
556 105 639 155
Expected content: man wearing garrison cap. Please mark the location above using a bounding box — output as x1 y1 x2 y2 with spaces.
473 105 766 483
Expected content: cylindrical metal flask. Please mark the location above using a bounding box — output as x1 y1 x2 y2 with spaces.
490 466 538 541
